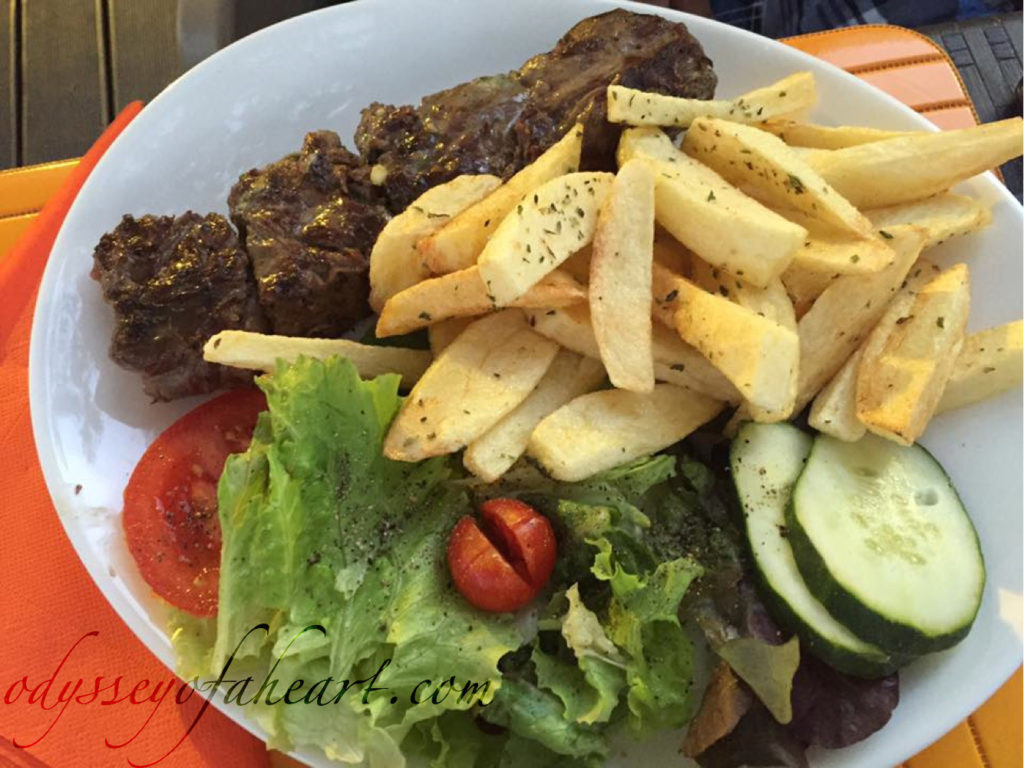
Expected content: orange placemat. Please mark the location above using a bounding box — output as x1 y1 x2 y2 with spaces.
0 106 269 768
0 23 1019 768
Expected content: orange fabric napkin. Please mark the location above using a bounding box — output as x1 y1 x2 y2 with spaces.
0 104 269 768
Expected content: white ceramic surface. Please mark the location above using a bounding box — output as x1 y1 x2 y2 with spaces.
29 0 1023 766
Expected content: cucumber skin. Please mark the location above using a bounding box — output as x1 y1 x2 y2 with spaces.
730 424 905 678
784 447 985 656
748 559 905 678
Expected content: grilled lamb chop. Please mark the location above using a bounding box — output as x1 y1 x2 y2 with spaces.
356 8 717 210
92 9 716 400
228 130 389 337
91 212 267 401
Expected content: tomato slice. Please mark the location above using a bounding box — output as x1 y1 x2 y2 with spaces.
122 389 265 616
447 498 557 613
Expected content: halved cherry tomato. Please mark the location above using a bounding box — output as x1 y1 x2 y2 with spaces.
122 389 266 616
447 498 557 613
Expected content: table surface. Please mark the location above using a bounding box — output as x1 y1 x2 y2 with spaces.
0 17 1020 768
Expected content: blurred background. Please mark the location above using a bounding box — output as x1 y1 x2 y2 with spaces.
1 0 1020 172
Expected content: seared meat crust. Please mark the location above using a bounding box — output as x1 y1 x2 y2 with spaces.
91 212 267 401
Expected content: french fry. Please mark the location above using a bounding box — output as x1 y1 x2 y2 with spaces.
203 330 431 387
369 173 501 311
652 229 693 276
418 124 584 275
526 304 740 403
779 208 896 275
856 263 971 444
808 346 867 441
590 158 656 392
865 193 992 250
428 317 475 355
652 260 686 328
794 227 926 413
682 117 872 237
937 320 1024 413
617 128 806 286
383 310 559 462
464 350 606 482
758 120 924 150
779 261 835 318
806 117 1024 207
686 257 797 330
477 172 614 305
375 266 585 337
527 384 723 481
606 73 816 129
672 278 799 419
808 259 943 441
561 245 593 284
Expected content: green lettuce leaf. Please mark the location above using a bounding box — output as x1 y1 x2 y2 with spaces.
595 551 704 734
173 357 527 766
166 358 741 766
483 678 607 760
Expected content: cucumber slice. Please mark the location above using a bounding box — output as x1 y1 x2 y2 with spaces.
731 423 897 677
788 433 985 655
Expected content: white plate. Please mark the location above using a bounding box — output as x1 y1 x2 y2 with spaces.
29 0 1023 765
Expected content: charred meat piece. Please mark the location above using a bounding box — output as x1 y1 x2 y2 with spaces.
356 9 716 210
91 212 267 401
517 8 718 171
228 130 389 337
357 75 531 212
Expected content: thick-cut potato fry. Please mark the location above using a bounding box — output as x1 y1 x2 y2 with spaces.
806 118 1024 207
590 158 656 392
937 320 1023 413
607 73 815 128
428 317 475 355
808 346 867 441
794 227 926 413
678 259 797 422
375 266 585 337
369 174 501 311
683 117 872 237
616 126 686 168
418 125 584 275
477 172 614 305
561 245 593 284
758 120 923 149
856 263 971 444
464 350 606 482
383 310 559 462
780 208 896 275
808 259 943 440
865 193 992 249
527 384 723 481
526 304 740 403
779 262 834 318
778 223 919 318
652 229 693 275
672 278 799 419
686 257 796 330
203 330 431 387
618 128 806 286
652 260 686 327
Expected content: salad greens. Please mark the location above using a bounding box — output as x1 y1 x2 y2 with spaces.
168 356 897 767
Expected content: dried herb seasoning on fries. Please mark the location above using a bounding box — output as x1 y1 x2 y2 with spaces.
205 73 1022 482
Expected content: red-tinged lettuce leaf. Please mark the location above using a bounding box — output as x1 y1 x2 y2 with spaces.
694 703 809 768
788 653 900 749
